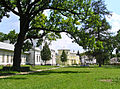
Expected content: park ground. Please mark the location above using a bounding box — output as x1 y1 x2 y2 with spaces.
0 65 120 89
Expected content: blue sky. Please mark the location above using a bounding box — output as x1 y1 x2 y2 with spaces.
105 0 120 14
0 0 120 53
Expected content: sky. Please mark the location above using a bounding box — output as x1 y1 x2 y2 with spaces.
0 0 120 53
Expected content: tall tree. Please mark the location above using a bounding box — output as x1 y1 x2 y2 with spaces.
114 30 120 61
61 50 67 64
41 42 51 65
0 0 109 70
71 0 112 67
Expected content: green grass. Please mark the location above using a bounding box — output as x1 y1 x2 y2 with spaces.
1 65 120 89
29 65 59 71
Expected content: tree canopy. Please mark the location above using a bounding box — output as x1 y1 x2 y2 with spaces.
0 0 111 70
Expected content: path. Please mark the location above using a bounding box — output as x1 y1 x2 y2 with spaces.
0 67 60 79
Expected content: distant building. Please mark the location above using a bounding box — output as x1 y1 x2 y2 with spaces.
0 42 56 65
110 57 118 64
27 47 42 65
80 55 96 64
56 49 80 65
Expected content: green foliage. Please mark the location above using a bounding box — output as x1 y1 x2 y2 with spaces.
0 30 18 44
7 30 18 44
75 0 113 66
41 42 51 64
0 32 7 41
60 50 67 62
114 30 120 55
22 40 33 52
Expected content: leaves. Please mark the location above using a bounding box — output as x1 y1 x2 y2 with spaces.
41 42 51 63
61 50 67 62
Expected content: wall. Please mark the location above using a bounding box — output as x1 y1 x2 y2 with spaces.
0 50 27 65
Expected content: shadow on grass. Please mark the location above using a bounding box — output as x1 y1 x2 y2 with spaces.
0 73 16 76
0 77 27 80
103 65 120 69
66 66 99 68
29 70 90 76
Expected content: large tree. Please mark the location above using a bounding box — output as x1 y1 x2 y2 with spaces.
0 0 109 70
70 0 112 67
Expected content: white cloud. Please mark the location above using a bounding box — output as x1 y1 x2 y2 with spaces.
50 32 84 53
106 12 120 33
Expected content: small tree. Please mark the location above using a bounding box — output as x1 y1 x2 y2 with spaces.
61 50 67 65
41 42 51 65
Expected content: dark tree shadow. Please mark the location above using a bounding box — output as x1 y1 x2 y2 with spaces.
0 77 27 80
29 70 90 76
0 73 16 76
66 65 103 68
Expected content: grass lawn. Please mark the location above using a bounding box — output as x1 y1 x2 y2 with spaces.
0 65 120 89
28 65 59 71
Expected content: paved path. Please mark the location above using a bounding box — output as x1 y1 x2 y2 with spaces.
0 67 60 79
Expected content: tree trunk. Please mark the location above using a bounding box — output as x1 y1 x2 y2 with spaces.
12 32 25 71
45 61 46 65
12 16 29 71
98 59 102 67
102 59 105 65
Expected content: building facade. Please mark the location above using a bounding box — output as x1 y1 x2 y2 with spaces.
0 42 56 65
80 55 96 64
27 47 42 65
57 49 80 65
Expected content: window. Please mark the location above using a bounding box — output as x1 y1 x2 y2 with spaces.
37 55 38 62
39 56 41 62
2 54 4 63
7 55 9 63
11 55 13 63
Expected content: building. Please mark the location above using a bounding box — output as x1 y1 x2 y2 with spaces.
0 42 28 65
80 55 96 64
27 47 42 65
110 57 118 64
0 42 56 65
28 48 56 65
56 49 80 65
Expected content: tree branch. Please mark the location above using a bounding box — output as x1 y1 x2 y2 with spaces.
1 0 19 16
25 32 47 40
30 2 49 20
48 6 81 15
29 27 80 45
30 5 81 20
16 0 23 14
26 0 42 15
29 27 68 33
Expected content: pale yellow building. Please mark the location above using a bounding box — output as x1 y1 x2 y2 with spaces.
56 49 80 65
